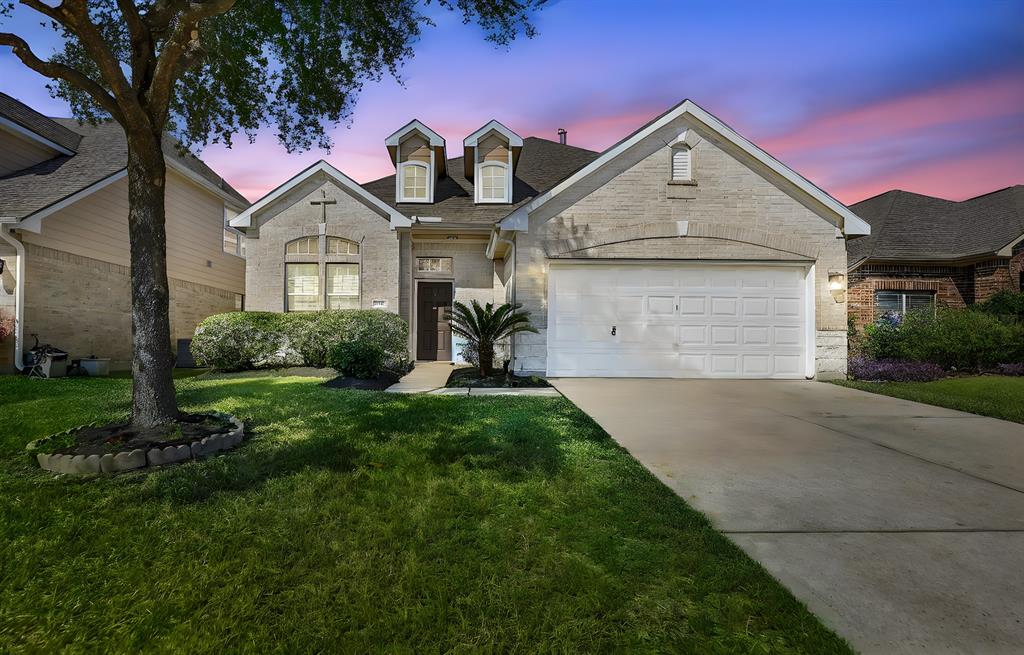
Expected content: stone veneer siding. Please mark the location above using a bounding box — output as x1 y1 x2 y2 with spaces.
512 116 849 379
23 243 238 370
244 174 399 314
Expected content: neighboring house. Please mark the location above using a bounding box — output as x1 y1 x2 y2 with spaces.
0 92 249 372
848 187 1024 328
232 100 870 379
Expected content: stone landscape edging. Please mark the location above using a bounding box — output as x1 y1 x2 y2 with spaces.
29 413 245 475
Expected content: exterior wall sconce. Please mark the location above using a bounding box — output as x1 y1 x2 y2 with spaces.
828 271 846 303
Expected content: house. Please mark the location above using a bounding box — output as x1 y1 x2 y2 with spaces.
0 92 249 372
848 187 1024 327
232 99 870 379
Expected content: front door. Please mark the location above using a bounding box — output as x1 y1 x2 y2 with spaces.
417 282 453 361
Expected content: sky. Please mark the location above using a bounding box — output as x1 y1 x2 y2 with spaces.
1 0 1022 204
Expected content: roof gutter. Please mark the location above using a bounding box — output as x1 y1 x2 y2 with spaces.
0 222 25 370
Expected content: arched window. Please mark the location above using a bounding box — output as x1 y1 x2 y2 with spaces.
477 162 509 203
671 147 692 182
327 237 359 255
285 236 318 255
399 161 429 202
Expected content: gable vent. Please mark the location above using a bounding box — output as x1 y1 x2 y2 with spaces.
672 148 691 181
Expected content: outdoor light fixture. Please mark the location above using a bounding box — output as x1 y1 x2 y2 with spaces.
828 271 846 302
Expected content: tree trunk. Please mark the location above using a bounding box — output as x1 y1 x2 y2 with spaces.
478 341 494 377
126 137 178 428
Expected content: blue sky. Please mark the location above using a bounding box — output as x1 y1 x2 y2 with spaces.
1 0 1022 202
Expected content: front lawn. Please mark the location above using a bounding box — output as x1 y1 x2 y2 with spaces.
835 375 1024 424
0 375 848 653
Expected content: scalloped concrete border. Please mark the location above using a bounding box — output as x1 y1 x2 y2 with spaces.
31 413 244 475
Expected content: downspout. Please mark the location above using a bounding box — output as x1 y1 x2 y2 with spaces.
0 225 25 370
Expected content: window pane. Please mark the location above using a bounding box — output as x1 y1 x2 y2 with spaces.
286 237 317 255
327 237 359 255
326 263 359 309
480 164 506 200
906 293 935 312
286 263 319 311
416 257 452 273
875 291 902 314
223 229 238 254
402 164 427 200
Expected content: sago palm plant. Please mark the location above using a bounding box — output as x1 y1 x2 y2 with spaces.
447 301 538 376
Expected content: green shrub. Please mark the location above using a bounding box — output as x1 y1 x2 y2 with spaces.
191 310 409 372
328 341 386 379
862 308 1024 370
976 290 1024 320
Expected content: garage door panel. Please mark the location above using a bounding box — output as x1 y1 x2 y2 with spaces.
548 264 808 379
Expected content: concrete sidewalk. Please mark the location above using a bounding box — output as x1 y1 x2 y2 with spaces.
384 361 453 393
552 378 1024 655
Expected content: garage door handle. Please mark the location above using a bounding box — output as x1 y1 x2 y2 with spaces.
610 325 616 335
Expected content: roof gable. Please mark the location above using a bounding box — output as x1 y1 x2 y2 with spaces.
230 160 411 230
498 99 870 237
0 92 81 154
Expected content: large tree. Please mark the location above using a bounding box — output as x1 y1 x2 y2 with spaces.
1 0 541 427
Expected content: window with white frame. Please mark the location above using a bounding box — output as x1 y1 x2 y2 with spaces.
671 147 692 181
286 236 318 255
286 263 320 312
399 162 429 202
326 237 359 255
223 228 240 255
875 290 935 316
326 263 360 309
416 257 453 273
477 162 509 202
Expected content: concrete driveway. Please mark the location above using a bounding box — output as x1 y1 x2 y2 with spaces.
551 378 1024 655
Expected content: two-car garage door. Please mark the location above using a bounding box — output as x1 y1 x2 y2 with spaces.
547 263 811 379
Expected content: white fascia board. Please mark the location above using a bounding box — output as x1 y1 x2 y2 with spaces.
996 232 1024 257
165 157 248 211
384 119 445 148
463 120 524 148
18 169 128 233
0 116 75 156
229 160 411 229
500 99 871 237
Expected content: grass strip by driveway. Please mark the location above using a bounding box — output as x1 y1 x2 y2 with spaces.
0 375 849 653
834 375 1024 424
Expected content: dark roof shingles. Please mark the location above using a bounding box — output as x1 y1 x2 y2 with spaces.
849 186 1024 264
0 92 82 153
0 119 248 219
362 136 599 225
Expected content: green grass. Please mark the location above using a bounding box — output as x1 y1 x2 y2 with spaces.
835 375 1024 423
0 375 849 653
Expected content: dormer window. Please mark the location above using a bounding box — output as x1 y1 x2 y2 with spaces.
478 162 509 202
400 161 429 202
385 120 446 204
464 120 523 205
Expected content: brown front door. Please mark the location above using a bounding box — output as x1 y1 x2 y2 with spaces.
417 282 453 361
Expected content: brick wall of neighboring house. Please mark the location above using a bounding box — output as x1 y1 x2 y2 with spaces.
848 258 1021 328
514 116 850 378
244 173 399 314
22 243 238 370
1012 245 1024 292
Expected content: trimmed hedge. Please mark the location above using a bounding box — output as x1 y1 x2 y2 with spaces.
862 308 1024 371
192 310 409 372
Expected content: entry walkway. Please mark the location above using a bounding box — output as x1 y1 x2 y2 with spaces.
385 361 453 393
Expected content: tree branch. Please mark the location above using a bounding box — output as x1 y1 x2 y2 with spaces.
17 0 63 23
145 0 237 126
0 31 123 122
116 0 154 90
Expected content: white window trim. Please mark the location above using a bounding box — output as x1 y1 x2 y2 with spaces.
475 160 511 204
397 158 433 204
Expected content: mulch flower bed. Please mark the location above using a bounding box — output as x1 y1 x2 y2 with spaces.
27 412 244 475
323 370 402 391
446 367 550 389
